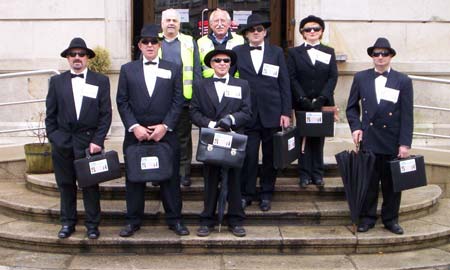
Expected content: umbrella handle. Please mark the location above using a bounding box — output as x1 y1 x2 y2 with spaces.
301 137 306 154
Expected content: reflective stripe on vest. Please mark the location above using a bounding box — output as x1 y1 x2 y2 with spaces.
198 33 244 78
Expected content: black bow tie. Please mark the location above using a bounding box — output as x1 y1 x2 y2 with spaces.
145 61 157 65
375 71 389 78
249 46 262 51
213 78 226 83
306 44 319 49
71 73 84 79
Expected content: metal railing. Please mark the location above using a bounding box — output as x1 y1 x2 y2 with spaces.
0 69 59 134
410 75 450 139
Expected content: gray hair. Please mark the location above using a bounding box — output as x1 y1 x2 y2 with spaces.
161 8 181 22
209 8 231 24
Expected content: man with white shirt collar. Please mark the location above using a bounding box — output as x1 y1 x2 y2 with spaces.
117 24 189 237
232 14 291 212
190 49 251 237
45 37 112 240
346 37 414 235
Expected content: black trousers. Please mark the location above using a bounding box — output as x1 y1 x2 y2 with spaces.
200 165 245 227
360 153 402 227
52 145 101 229
298 136 325 181
175 106 192 178
240 121 279 201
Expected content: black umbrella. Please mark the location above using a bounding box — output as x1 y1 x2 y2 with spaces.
335 149 375 234
217 167 229 232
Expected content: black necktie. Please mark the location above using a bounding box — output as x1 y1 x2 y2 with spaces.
71 73 84 79
249 46 262 51
306 44 318 49
145 61 157 65
213 78 226 83
375 71 389 78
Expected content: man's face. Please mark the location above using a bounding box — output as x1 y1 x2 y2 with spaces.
301 22 323 43
210 11 230 37
161 11 180 36
245 25 266 45
139 38 160 61
371 48 392 70
210 53 231 77
67 49 88 72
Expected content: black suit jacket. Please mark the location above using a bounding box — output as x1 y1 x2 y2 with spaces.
232 43 291 128
45 70 112 158
346 68 414 155
190 77 252 132
287 44 338 110
116 58 184 148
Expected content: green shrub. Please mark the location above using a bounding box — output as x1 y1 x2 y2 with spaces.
88 46 111 74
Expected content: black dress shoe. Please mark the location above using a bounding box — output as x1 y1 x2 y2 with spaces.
241 199 252 209
119 224 140 237
169 222 190 236
228 225 246 237
385 223 404 235
58 225 75 239
180 175 191 187
299 179 310 188
313 178 324 186
259 200 271 212
197 225 213 237
357 223 374 233
87 228 100 239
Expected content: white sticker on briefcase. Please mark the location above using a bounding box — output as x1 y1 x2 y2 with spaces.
141 157 160 170
399 159 416 173
305 112 323 124
288 137 296 151
213 133 233 148
89 159 109 174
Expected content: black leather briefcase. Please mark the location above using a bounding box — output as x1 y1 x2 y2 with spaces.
74 149 121 188
125 141 173 183
389 155 427 192
273 126 299 169
296 111 334 137
196 128 247 168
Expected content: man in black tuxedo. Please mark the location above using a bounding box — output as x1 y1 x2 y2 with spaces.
232 14 291 212
190 49 251 237
45 37 112 239
346 37 414 235
116 24 189 237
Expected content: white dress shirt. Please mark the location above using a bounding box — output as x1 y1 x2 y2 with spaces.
143 56 159 98
374 67 391 104
305 41 321 65
250 42 264 73
70 68 88 120
208 74 235 128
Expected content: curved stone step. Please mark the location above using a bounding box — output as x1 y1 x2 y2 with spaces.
0 199 449 255
0 181 442 225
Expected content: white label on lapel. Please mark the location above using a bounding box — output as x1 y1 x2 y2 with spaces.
83 84 98 98
316 50 331 65
141 156 159 170
399 159 416 173
89 159 108 174
156 68 172 79
305 112 323 124
262 63 279 78
288 137 296 151
224 85 242 99
213 133 233 148
381 87 399 103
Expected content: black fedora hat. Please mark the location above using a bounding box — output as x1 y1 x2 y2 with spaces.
239 13 271 34
204 49 237 68
60 37 95 58
367 37 396 57
300 15 325 31
139 24 163 40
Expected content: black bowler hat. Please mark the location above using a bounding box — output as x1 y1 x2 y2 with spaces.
204 49 237 68
299 15 325 31
239 13 271 34
367 37 396 57
60 37 95 58
139 24 163 40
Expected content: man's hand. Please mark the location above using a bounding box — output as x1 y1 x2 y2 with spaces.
89 143 102 154
280 115 290 128
133 125 152 141
215 117 232 131
352 130 363 146
299 97 313 111
148 124 167 142
398 145 410 159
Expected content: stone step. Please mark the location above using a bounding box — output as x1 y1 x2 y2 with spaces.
0 199 449 255
26 174 346 201
0 181 442 226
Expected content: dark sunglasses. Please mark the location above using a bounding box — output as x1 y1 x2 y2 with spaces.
141 38 159 45
372 51 391 57
248 26 265 33
212 58 231 63
302 26 322 33
68 51 87 57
